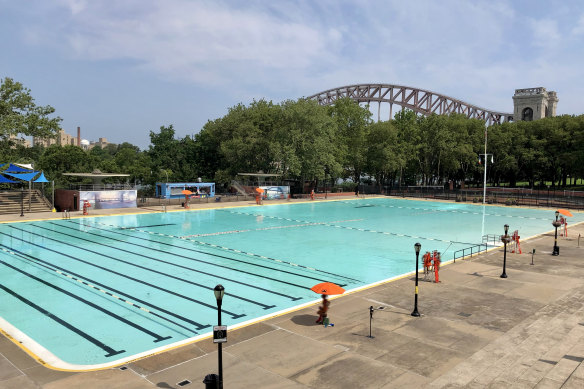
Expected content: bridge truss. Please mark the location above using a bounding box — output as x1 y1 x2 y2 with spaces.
308 84 514 125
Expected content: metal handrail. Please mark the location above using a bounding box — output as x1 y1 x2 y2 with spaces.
482 234 500 245
453 243 488 263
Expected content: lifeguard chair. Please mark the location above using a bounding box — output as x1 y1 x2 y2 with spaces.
82 200 91 215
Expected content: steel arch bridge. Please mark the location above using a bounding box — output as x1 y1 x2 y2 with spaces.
308 84 514 125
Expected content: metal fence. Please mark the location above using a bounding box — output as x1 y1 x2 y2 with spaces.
387 187 584 211
453 243 490 263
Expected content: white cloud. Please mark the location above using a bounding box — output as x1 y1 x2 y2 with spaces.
573 14 584 35
6 0 584 123
530 18 562 48
40 1 342 88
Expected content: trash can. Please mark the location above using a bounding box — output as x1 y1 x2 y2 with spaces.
203 374 218 388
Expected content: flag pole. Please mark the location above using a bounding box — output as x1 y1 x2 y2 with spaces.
483 128 487 205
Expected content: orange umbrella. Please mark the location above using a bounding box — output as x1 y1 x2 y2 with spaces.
558 209 573 217
310 282 345 295
182 190 193 195
255 187 264 193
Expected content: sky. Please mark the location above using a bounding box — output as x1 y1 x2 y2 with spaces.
1 0 583 150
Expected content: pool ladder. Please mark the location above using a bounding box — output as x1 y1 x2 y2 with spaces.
62 210 71 219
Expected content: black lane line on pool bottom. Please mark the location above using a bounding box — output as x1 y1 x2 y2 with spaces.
50 222 303 302
45 223 290 305
34 224 277 310
3 229 246 320
0 243 210 332
78 222 352 286
1 246 196 337
0 283 125 358
131 224 177 228
0 259 172 343
67 221 320 294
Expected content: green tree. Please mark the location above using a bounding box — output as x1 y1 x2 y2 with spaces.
328 98 372 185
275 99 341 182
0 77 61 142
38 145 91 186
147 125 180 182
365 120 402 192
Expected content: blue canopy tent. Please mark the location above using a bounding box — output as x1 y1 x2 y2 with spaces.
0 174 16 183
3 171 40 182
4 163 33 173
34 171 49 183
2 170 52 212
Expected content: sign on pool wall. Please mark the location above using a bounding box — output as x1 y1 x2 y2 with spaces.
80 190 137 209
259 186 290 200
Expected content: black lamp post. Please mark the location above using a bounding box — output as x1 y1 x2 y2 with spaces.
214 284 225 389
411 242 421 317
552 210 561 256
501 224 510 278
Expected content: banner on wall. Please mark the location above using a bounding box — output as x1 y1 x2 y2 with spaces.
80 190 137 209
259 186 290 200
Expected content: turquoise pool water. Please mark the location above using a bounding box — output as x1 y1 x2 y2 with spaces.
0 198 581 368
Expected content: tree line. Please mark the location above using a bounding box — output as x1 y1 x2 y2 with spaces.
2 77 584 194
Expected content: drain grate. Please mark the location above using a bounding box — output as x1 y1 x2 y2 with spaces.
177 380 192 387
119 366 128 371
458 312 472 317
538 359 557 365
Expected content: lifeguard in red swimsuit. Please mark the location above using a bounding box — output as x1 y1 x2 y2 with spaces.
423 251 432 280
433 252 441 283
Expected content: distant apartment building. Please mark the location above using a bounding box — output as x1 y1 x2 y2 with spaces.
8 134 31 148
34 129 115 150
89 137 110 149
34 129 77 147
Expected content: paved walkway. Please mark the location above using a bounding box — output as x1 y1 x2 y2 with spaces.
0 199 583 388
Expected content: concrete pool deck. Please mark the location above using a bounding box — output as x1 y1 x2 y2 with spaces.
0 198 583 388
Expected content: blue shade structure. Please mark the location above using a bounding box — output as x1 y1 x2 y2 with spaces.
3 171 40 182
0 174 16 183
33 171 49 183
4 163 33 173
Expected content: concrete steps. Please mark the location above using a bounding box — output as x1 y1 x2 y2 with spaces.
429 289 584 388
0 190 52 215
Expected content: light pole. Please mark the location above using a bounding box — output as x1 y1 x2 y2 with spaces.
214 284 225 389
324 167 329 200
480 153 494 204
552 210 561 256
501 224 510 278
411 242 421 317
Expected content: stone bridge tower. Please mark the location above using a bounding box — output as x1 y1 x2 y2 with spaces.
512 87 558 121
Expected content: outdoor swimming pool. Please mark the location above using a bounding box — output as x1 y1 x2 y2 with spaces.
0 197 581 369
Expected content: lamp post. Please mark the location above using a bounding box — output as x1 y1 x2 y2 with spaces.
411 242 421 317
501 224 510 278
552 211 561 256
480 153 494 204
214 284 225 389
